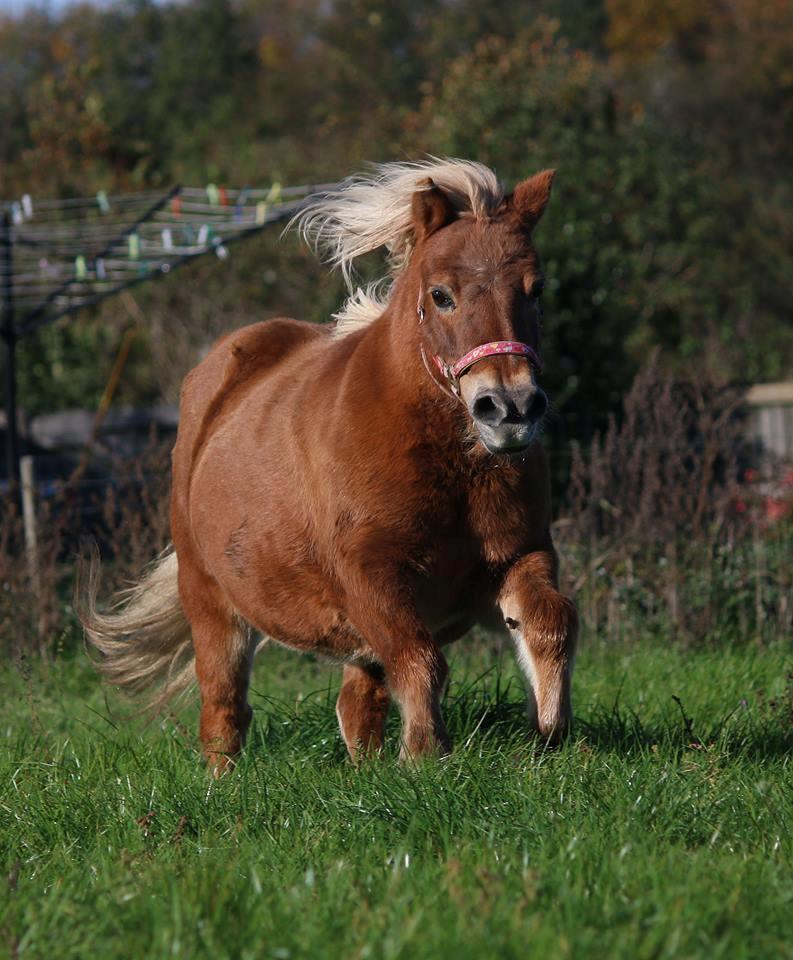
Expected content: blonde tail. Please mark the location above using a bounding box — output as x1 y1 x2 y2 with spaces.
81 548 196 711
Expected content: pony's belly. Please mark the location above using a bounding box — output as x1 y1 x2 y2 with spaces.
259 617 375 666
214 542 373 662
186 465 368 662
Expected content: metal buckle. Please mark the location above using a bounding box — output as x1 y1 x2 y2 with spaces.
443 363 461 396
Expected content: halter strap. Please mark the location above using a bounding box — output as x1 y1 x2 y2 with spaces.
431 341 543 397
448 341 543 379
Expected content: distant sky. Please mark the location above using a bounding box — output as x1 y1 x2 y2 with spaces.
0 0 166 11
0 0 79 9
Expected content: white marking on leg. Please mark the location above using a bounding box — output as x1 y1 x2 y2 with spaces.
500 595 539 727
500 595 566 734
335 699 349 751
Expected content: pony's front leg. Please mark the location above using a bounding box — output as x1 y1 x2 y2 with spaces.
388 637 451 760
499 549 578 744
343 566 451 760
336 662 391 760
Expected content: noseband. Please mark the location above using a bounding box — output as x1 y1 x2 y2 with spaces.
417 300 544 400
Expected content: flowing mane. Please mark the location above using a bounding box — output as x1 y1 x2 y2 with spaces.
293 158 505 337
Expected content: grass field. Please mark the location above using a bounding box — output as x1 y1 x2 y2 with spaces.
1 635 792 959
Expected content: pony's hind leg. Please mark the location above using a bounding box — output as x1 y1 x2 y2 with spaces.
336 663 391 760
178 564 255 774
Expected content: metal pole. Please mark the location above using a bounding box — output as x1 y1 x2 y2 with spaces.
1 209 21 497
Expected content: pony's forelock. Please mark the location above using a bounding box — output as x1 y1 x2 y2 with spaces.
292 158 504 335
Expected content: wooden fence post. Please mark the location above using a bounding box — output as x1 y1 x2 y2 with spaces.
20 454 40 599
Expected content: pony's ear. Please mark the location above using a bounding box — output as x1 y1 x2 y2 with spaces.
412 180 456 242
511 169 556 230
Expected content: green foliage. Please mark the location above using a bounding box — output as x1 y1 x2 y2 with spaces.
1 640 792 958
413 18 793 430
14 315 158 417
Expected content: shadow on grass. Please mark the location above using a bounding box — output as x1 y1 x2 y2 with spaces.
575 708 793 760
442 675 793 761
244 670 793 764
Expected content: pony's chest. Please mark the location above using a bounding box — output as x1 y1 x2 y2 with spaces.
423 503 530 569
412 476 541 613
457 464 544 561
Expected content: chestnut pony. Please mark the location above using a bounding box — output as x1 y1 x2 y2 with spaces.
84 159 578 772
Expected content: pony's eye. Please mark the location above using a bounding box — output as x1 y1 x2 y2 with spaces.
529 278 545 300
430 287 455 311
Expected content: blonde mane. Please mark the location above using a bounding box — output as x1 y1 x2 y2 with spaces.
292 158 505 338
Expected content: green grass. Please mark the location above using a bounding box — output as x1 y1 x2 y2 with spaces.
1 636 792 959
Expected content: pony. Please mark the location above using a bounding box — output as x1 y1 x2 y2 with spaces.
83 158 578 773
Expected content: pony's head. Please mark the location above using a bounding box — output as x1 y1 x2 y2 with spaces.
409 170 553 454
295 158 555 456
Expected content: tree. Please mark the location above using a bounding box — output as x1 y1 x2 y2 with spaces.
411 17 793 441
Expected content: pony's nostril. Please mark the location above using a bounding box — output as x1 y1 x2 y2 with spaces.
472 393 504 425
472 390 545 427
474 395 497 418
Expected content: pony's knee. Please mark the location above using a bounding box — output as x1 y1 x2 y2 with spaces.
388 642 449 699
501 587 577 662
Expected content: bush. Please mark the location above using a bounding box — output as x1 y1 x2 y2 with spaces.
555 357 792 646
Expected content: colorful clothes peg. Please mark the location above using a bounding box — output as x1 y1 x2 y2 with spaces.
234 188 249 222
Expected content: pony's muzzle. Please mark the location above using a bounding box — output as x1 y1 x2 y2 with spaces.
469 385 548 453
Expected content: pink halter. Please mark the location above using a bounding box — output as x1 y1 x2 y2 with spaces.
418 299 543 399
